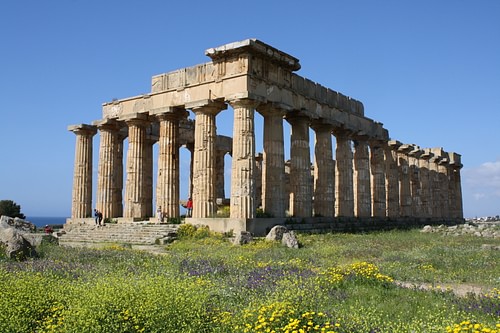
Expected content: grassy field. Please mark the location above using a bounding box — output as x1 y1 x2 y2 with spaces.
1 227 499 332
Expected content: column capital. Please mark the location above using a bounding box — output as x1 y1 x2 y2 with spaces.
186 99 227 115
388 140 402 150
332 127 353 138
420 149 434 160
286 112 310 126
408 146 423 158
256 102 289 117
368 139 387 149
119 112 150 126
310 120 333 132
68 124 97 136
150 106 188 121
398 144 413 154
227 98 260 110
448 152 463 169
93 118 123 131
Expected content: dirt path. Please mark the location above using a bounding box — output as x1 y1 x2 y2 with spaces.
395 280 490 297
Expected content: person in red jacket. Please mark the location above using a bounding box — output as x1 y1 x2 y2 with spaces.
186 197 193 217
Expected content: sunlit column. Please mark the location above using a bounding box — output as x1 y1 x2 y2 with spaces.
94 119 122 219
153 108 185 219
257 104 286 217
68 124 97 218
122 113 149 219
419 149 434 218
228 98 258 219
190 100 226 218
287 114 313 218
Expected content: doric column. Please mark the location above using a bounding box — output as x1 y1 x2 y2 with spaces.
185 142 194 198
385 140 401 218
334 129 354 217
369 140 386 218
215 148 227 200
153 107 185 219
429 149 442 219
228 98 258 219
121 113 149 219
287 114 313 218
449 153 463 219
115 129 126 217
257 104 286 217
68 124 97 218
353 138 371 218
189 100 226 218
398 144 412 217
408 146 423 218
438 154 450 219
144 134 155 218
419 150 433 218
311 122 335 217
94 119 122 219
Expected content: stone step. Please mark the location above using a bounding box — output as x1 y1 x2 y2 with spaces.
58 223 179 246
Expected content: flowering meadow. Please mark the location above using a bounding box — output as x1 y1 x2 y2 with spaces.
1 227 499 332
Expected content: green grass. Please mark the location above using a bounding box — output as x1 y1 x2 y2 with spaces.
0 228 499 332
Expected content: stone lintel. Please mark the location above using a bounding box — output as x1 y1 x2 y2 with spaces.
68 124 97 135
205 38 301 72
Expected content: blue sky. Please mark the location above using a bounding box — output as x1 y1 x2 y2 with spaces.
0 1 499 218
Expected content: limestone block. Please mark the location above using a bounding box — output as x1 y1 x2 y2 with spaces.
282 231 299 249
265 225 289 241
233 231 253 245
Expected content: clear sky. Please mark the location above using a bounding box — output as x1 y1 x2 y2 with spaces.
1 1 499 218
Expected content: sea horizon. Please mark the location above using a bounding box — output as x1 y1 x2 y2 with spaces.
27 216 67 227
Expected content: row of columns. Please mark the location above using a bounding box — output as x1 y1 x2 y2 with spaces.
70 99 463 221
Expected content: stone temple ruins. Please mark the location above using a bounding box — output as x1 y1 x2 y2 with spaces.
68 39 463 235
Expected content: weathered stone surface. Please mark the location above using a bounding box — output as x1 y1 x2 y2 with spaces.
233 231 253 245
282 231 299 249
421 222 499 239
266 225 289 241
0 216 36 233
0 218 37 260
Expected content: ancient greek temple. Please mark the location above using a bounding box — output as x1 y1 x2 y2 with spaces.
68 39 463 234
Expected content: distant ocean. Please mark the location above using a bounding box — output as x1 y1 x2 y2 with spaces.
27 217 67 227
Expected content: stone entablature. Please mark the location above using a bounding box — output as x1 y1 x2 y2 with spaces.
103 39 385 141
68 39 463 230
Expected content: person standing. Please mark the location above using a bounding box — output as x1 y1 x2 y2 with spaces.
186 197 193 217
94 209 99 226
156 206 163 223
